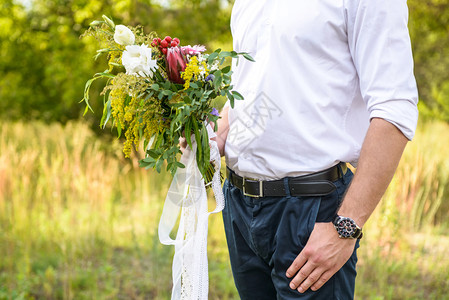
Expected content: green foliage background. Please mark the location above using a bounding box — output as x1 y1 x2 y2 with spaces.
2 0 449 124
0 0 233 124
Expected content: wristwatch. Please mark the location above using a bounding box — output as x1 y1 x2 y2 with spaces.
333 215 363 239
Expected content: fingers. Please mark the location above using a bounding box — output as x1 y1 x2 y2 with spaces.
310 270 333 291
285 223 356 294
295 268 323 293
287 263 333 294
286 252 307 278
288 262 314 291
179 136 187 153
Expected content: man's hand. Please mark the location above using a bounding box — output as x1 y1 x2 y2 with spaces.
179 135 188 153
179 106 229 156
286 222 356 293
214 106 229 156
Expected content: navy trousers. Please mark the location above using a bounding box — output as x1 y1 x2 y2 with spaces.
222 169 359 300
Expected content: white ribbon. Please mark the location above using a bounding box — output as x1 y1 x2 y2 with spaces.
158 125 225 300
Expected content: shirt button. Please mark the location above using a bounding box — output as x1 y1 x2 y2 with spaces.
265 19 271 25
245 121 252 127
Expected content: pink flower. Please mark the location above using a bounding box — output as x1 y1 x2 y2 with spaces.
166 47 187 84
181 45 206 56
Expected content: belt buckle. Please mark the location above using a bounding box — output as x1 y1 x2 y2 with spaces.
242 177 264 198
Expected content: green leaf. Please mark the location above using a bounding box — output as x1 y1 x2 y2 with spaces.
145 91 154 100
213 71 223 87
218 51 231 58
227 91 235 108
208 52 219 64
189 82 199 89
141 156 156 163
232 91 244 100
102 15 115 29
93 72 115 78
156 159 164 173
201 124 210 175
109 62 123 67
222 74 232 85
163 81 171 89
242 53 256 62
100 98 112 129
185 118 193 150
193 120 203 173
146 149 160 159
162 151 169 160
221 65 231 74
154 70 165 82
90 20 103 27
154 132 164 149
151 83 160 90
81 78 97 114
175 161 185 168
139 158 155 169
166 162 173 172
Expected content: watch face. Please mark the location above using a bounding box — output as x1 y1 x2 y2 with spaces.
335 217 358 238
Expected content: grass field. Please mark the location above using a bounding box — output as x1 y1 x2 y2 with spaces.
1 120 449 299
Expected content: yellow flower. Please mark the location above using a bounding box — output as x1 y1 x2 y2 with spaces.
110 88 126 129
108 51 122 72
181 56 209 90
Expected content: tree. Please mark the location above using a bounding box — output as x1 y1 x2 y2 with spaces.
0 0 233 124
408 0 449 121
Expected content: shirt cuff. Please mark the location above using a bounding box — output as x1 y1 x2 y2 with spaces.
368 99 419 140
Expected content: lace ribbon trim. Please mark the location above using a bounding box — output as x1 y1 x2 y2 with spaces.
158 125 224 300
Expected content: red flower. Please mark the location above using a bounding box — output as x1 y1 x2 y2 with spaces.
160 40 169 48
166 47 187 84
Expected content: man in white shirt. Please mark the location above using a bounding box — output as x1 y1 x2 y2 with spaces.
215 0 419 299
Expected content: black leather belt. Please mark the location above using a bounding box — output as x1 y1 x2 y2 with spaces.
226 162 347 198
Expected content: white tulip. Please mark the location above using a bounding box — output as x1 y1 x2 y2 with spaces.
121 44 158 78
114 25 135 46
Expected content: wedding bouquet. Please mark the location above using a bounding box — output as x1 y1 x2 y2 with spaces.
81 15 253 179
81 16 253 300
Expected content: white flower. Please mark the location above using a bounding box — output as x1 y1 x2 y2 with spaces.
114 25 135 46
121 44 158 78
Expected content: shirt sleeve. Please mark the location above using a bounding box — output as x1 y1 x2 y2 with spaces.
345 0 419 140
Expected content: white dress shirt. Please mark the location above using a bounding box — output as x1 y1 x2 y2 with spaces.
225 0 419 180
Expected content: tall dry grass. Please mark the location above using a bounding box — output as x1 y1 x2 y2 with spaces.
0 121 178 299
0 120 448 299
355 120 449 299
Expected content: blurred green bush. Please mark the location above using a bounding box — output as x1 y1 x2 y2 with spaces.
1 0 449 123
0 0 232 126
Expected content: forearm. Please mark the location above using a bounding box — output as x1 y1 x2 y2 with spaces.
215 106 230 157
338 117 409 227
